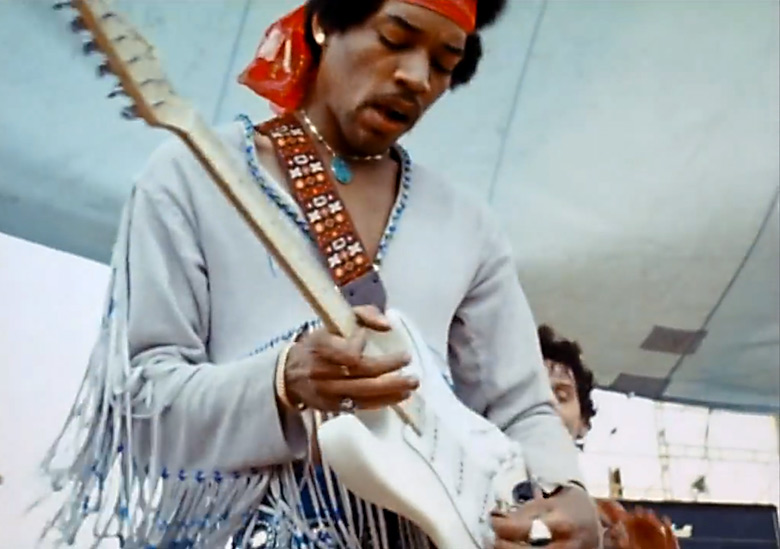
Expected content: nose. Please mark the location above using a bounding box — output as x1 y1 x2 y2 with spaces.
394 50 431 95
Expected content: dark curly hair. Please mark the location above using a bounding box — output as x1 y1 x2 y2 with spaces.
303 0 508 88
538 324 598 429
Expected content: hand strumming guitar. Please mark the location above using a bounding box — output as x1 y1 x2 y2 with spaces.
282 305 418 412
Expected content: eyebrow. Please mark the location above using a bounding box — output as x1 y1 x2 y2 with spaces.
386 14 466 56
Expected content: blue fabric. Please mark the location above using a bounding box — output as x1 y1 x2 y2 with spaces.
233 465 404 548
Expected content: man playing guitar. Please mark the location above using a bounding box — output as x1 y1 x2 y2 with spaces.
43 1 600 547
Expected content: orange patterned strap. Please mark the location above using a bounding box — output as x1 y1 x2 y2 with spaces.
258 113 387 310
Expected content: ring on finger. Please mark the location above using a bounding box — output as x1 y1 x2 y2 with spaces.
340 365 350 377
528 517 552 546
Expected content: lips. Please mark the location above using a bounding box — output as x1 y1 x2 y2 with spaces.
361 106 408 135
363 96 421 133
376 104 412 124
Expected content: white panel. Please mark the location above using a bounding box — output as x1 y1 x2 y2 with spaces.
0 234 110 547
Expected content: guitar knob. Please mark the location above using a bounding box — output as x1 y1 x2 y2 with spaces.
121 105 138 120
82 40 99 55
108 86 126 99
512 480 535 503
97 62 112 77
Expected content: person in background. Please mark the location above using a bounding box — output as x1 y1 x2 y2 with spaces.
534 324 680 549
537 324 597 444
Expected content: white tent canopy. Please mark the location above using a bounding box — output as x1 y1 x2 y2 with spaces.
1 0 778 413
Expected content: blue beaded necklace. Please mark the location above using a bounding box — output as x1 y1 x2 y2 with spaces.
300 111 385 184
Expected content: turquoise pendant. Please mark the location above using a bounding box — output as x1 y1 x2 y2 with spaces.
331 156 353 184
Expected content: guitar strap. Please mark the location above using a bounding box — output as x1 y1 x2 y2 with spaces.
257 113 387 311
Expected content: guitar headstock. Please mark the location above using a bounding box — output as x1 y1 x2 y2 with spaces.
56 0 195 134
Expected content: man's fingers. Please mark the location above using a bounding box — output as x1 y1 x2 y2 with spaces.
491 499 554 541
493 540 524 549
317 375 419 399
308 328 410 378
536 509 575 539
353 305 392 332
492 507 577 548
353 351 412 377
309 329 368 368
492 514 532 541
308 351 411 379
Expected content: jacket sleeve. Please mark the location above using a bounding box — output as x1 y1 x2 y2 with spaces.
447 220 585 486
124 168 307 473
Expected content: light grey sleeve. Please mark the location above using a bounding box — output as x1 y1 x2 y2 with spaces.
125 176 307 473
447 221 585 486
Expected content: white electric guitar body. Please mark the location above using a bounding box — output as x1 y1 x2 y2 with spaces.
61 2 530 547
320 311 529 548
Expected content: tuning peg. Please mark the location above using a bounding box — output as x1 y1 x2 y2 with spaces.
53 1 72 9
121 105 138 120
107 86 126 99
69 16 85 32
82 40 99 55
96 62 112 77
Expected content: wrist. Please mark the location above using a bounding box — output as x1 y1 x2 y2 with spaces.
275 341 306 412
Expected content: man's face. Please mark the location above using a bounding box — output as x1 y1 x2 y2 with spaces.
312 1 467 154
545 359 588 440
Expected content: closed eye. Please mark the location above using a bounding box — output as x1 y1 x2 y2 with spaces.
432 61 454 75
379 33 408 51
378 29 457 76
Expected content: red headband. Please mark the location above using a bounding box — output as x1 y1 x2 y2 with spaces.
402 0 477 33
238 0 477 112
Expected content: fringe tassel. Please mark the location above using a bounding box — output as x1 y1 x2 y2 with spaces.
30 190 279 548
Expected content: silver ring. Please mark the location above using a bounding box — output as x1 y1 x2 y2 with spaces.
528 517 552 546
339 397 356 413
340 365 350 377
